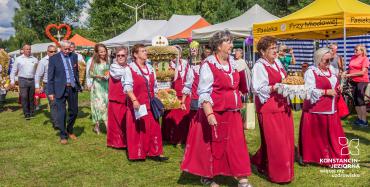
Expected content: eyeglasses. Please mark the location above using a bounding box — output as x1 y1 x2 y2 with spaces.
116 54 127 58
48 51 57 53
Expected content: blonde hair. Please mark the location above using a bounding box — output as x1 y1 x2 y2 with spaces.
355 44 367 56
279 44 287 52
313 47 331 66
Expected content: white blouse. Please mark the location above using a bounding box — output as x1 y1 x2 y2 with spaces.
182 64 200 95
110 62 126 80
171 59 189 81
252 58 286 104
197 55 238 108
304 66 337 114
122 62 158 94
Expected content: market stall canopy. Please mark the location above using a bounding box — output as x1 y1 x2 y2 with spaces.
102 19 168 47
8 42 55 56
159 15 210 40
253 0 370 46
192 4 278 39
69 34 96 47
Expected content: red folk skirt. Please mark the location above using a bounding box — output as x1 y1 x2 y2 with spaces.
299 112 350 166
162 97 191 144
125 108 163 160
251 111 295 183
107 101 127 148
181 110 252 178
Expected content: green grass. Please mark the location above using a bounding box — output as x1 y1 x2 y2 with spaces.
0 92 369 186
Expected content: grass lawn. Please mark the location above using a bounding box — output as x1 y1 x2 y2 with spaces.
0 92 369 186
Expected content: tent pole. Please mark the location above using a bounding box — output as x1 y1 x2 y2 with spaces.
343 19 347 66
243 39 246 61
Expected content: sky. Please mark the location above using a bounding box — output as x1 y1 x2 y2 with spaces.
0 0 18 40
0 0 90 40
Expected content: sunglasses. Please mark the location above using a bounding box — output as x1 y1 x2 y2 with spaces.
48 50 57 53
116 54 127 58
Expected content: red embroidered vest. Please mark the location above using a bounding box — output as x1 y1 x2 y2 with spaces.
303 70 338 113
108 77 126 104
207 62 242 111
255 63 289 113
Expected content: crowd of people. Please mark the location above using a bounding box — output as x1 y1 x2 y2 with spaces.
4 30 369 187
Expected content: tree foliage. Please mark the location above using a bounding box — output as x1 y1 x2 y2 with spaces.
9 0 86 50
3 0 370 51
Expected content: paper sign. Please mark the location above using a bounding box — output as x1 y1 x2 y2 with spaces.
134 104 148 119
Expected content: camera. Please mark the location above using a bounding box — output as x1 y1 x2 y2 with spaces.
283 48 291 53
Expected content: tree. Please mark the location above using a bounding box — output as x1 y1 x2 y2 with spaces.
12 0 87 45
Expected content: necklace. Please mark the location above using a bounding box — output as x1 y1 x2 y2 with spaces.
135 61 150 76
318 67 331 78
215 54 231 74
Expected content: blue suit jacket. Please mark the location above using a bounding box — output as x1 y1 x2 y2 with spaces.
47 52 81 98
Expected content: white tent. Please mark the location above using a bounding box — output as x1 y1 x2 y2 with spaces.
150 14 210 40
8 42 55 56
102 19 168 47
192 4 278 39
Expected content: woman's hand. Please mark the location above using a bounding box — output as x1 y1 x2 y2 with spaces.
180 103 187 110
342 73 349 78
326 89 337 96
207 114 218 126
133 100 140 110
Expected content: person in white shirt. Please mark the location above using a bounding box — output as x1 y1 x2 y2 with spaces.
34 45 57 126
10 44 38 120
70 42 86 64
85 57 93 90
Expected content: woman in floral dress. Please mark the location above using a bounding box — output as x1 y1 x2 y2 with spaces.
89 43 110 134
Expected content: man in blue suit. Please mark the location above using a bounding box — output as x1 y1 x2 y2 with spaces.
47 40 81 144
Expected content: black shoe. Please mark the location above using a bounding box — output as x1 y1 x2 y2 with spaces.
25 114 30 120
149 156 169 162
52 124 59 130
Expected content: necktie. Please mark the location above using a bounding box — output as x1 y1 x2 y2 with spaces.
66 57 76 88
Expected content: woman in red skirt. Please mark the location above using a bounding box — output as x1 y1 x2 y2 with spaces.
162 47 191 145
299 47 350 166
107 48 128 149
179 45 209 137
122 44 168 161
181 30 252 187
251 36 294 183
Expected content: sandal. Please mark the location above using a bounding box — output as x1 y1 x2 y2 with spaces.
93 123 101 135
200 177 219 187
238 178 253 187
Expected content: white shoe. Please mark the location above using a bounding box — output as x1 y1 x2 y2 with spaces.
238 178 252 187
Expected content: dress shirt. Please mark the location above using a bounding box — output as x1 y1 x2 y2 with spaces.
34 56 49 88
60 53 75 85
10 54 38 84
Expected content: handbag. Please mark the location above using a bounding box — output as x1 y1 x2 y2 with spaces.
241 95 255 130
141 73 164 120
337 94 350 119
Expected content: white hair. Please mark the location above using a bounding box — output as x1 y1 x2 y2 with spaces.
313 47 331 66
60 40 71 47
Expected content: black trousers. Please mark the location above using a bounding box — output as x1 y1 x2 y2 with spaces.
350 81 368 106
18 77 35 116
55 86 78 139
